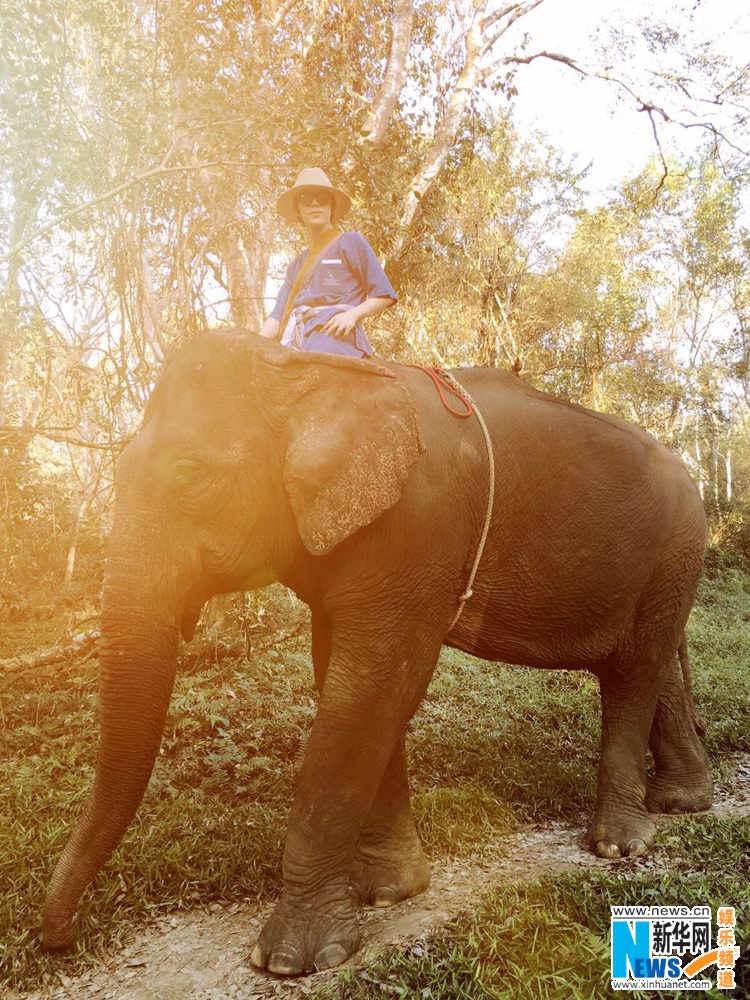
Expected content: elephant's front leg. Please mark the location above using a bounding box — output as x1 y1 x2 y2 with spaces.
350 733 430 908
250 703 371 974
251 623 442 976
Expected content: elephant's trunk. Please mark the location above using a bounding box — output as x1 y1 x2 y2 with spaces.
42 572 181 950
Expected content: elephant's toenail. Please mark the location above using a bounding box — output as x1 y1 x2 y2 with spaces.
372 886 398 907
250 944 265 969
314 943 348 970
596 840 622 859
268 944 303 976
626 838 648 857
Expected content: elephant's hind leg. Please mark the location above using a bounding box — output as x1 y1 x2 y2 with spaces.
589 651 661 858
646 650 713 814
350 733 430 908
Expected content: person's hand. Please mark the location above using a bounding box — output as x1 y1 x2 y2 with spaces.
321 309 359 339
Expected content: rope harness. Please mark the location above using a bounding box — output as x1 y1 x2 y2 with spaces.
407 366 496 631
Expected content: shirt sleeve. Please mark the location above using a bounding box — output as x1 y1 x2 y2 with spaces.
345 232 398 302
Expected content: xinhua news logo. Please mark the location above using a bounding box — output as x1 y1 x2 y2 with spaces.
611 904 740 991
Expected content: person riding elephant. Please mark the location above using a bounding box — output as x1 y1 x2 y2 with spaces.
257 167 397 358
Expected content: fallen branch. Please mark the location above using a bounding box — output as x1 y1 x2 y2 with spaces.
184 612 310 668
0 612 308 677
247 615 308 654
0 630 100 674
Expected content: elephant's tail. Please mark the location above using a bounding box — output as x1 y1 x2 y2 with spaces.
678 632 707 736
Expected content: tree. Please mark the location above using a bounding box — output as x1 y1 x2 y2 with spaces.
3 0 750 587
378 111 586 367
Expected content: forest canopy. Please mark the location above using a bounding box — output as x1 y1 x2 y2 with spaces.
2 0 750 598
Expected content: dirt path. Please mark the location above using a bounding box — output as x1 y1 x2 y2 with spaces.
23 757 750 1000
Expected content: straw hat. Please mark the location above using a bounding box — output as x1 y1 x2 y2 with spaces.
276 167 352 223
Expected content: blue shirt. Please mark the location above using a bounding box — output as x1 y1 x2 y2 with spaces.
269 231 397 355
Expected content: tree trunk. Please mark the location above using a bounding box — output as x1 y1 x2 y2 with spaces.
393 9 487 253
725 447 732 503
360 0 414 145
222 226 261 329
137 242 168 362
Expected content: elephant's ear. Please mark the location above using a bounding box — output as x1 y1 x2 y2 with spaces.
281 357 425 556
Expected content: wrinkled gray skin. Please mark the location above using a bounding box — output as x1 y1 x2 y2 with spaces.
43 330 712 974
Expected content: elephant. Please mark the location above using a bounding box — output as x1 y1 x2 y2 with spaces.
42 328 713 975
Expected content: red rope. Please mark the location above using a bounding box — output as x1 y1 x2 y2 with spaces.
405 365 473 418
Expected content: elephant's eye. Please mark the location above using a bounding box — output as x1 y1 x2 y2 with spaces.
171 458 208 488
157 454 215 503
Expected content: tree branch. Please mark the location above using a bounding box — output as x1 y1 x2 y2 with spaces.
503 50 750 157
482 0 547 50
0 424 128 450
0 160 277 266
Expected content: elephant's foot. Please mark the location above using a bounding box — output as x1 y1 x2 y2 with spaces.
647 650 713 816
588 807 656 859
645 771 713 815
350 835 431 907
250 888 360 976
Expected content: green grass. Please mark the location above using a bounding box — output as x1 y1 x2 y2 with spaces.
0 646 299 988
688 567 750 753
410 657 600 821
1 571 749 994
315 816 750 999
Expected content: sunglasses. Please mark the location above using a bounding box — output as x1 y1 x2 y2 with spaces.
296 191 333 208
